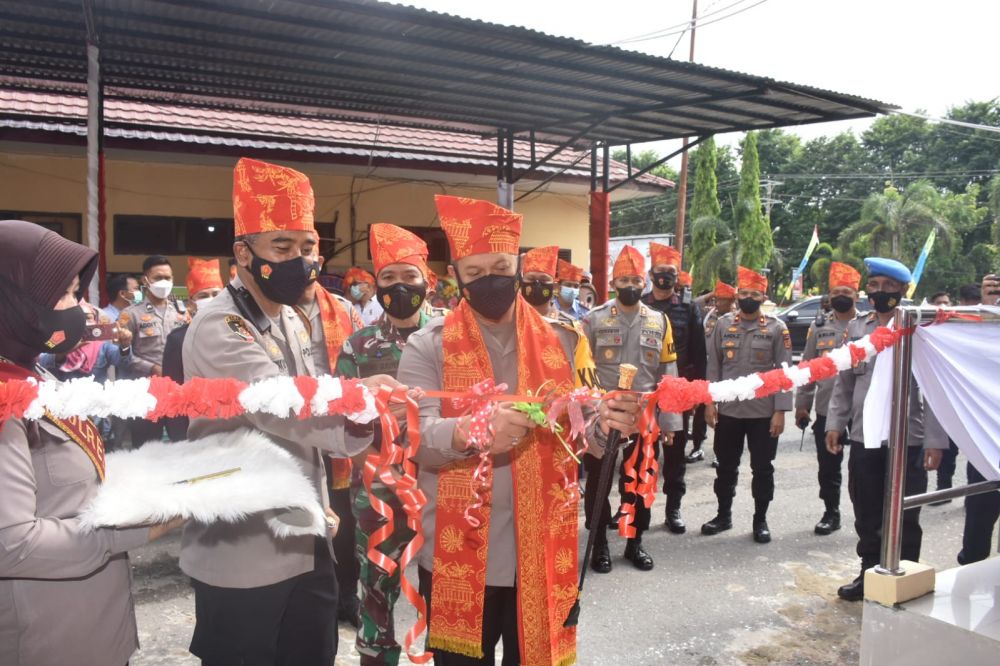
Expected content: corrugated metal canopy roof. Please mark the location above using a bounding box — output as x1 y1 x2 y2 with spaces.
0 0 895 148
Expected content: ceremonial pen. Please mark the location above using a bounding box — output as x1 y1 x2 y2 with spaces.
172 467 242 485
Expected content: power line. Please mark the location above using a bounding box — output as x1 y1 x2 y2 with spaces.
605 0 747 46
891 110 1000 135
614 0 770 46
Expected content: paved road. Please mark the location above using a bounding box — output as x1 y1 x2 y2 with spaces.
131 430 975 665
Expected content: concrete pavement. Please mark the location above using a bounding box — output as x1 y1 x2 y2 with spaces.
130 428 972 665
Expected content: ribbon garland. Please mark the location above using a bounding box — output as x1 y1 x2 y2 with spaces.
0 326 918 428
364 387 432 664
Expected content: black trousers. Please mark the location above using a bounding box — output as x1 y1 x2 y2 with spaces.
958 461 1000 565
847 442 927 566
330 486 358 612
661 430 687 511
712 414 778 515
189 538 338 666
418 567 519 666
936 439 960 489
688 405 707 448
583 435 660 544
130 417 165 448
812 414 844 509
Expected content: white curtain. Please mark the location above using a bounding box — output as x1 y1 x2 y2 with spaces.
863 309 1000 481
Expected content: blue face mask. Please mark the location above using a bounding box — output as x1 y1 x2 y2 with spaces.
350 284 365 300
130 290 143 305
560 285 579 302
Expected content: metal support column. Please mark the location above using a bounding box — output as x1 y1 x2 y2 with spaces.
497 130 515 209
876 306 916 576
84 2 105 305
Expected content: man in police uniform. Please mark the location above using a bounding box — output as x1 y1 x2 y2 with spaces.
703 267 792 543
825 257 945 601
397 195 638 665
521 246 601 389
181 157 401 665
582 245 682 572
335 223 445 666
693 281 736 466
118 254 189 446
640 242 704 533
554 258 590 319
794 262 861 536
520 245 561 318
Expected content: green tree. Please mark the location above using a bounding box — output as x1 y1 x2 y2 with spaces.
609 149 679 237
807 243 863 294
841 182 952 259
688 136 722 291
734 132 773 271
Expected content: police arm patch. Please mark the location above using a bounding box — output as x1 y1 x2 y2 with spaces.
225 315 255 343
783 329 792 350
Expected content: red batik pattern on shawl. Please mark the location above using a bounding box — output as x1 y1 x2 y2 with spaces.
431 297 579 666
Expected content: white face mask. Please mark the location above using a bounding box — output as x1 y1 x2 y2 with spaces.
147 279 173 300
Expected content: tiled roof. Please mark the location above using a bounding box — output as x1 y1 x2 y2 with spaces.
0 89 673 190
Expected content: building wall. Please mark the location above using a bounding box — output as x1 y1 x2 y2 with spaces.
0 148 593 285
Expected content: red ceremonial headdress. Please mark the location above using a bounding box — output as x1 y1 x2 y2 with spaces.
649 242 681 269
369 223 430 278
556 258 585 283
829 261 861 290
678 271 693 287
344 267 375 288
434 195 522 260
613 245 645 279
232 157 315 236
522 245 559 277
186 257 223 297
737 266 768 292
714 280 737 299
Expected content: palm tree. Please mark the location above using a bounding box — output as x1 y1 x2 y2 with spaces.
840 181 953 259
690 214 739 286
808 242 863 293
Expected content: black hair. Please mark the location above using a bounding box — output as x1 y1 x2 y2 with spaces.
105 273 134 301
958 283 981 302
929 291 950 303
142 254 171 274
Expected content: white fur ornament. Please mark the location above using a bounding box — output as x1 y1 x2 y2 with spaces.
79 429 326 538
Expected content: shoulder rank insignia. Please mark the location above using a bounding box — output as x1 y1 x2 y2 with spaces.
225 315 255 343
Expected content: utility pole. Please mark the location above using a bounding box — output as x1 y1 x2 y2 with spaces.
761 178 783 218
673 0 697 261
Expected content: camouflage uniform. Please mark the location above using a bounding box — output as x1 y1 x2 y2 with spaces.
336 305 446 666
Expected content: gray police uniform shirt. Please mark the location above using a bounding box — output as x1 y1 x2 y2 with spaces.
180 278 371 589
396 314 599 588
117 296 188 377
707 311 794 419
581 300 683 433
795 313 854 417
825 314 947 449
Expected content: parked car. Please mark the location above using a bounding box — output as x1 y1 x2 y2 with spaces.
775 295 872 356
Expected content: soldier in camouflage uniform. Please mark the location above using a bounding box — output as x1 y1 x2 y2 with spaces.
336 223 446 666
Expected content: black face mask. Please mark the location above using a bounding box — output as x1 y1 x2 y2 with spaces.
520 280 555 306
652 272 676 291
870 291 903 314
616 286 642 306
37 305 87 354
738 296 761 314
377 282 427 320
829 295 855 313
245 246 319 306
459 273 519 321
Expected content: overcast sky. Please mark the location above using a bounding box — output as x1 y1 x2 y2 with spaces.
400 0 999 161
